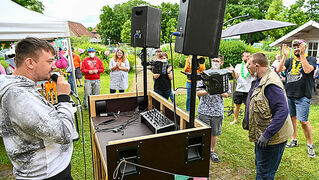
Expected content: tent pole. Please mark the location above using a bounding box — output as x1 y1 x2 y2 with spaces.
67 38 84 141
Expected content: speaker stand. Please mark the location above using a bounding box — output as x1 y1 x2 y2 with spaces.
189 55 198 128
141 47 148 108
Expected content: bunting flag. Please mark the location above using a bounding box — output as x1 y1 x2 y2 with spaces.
193 177 208 180
174 174 189 180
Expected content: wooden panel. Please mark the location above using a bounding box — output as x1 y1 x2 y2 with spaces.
106 128 211 180
89 91 211 180
89 92 144 117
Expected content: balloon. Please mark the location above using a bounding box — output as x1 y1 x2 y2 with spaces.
55 51 68 69
104 51 109 56
78 48 85 53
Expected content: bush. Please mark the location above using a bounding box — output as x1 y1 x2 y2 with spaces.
262 51 280 65
219 40 261 68
161 44 188 68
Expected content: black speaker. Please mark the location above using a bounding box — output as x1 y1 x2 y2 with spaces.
175 0 227 57
131 6 162 48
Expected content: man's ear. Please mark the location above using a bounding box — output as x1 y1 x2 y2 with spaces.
25 58 35 69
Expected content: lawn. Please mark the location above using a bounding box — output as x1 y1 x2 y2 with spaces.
1 68 319 179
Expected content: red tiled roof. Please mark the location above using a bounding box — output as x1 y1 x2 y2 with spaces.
68 21 96 38
92 26 98 33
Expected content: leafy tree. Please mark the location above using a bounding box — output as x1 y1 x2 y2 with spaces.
87 27 93 31
304 0 319 22
98 0 149 44
98 5 122 44
13 0 44 13
158 3 179 44
121 19 131 43
282 0 308 34
225 0 273 43
164 18 178 43
263 0 286 39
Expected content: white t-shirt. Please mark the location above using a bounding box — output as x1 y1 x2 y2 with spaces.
235 62 253 92
272 60 279 72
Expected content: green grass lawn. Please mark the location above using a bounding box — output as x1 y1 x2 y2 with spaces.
1 68 319 179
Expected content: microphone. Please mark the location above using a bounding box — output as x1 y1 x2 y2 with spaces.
50 74 78 98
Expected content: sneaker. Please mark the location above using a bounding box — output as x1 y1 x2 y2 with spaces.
210 152 219 162
286 139 298 148
308 146 316 158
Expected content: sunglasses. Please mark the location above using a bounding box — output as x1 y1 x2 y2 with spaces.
212 59 220 62
292 39 306 47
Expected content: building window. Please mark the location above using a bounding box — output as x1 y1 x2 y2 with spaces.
308 41 318 58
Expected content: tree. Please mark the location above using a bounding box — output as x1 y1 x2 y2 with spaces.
158 3 179 44
263 0 286 39
87 27 93 32
98 0 149 44
282 0 308 34
164 18 178 43
304 0 319 22
13 0 44 13
225 0 273 43
121 19 131 43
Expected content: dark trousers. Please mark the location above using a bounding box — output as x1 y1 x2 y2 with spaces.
45 164 73 180
154 89 171 99
255 141 286 180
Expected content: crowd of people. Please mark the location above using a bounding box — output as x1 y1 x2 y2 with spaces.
0 37 318 179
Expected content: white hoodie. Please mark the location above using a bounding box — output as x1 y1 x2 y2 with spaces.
0 75 75 179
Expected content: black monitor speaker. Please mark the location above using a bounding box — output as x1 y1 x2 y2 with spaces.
175 0 227 57
131 6 162 48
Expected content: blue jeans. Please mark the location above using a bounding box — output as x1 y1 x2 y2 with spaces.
67 72 74 92
154 89 171 100
186 81 191 111
169 91 174 102
83 79 101 107
287 97 311 121
255 141 286 180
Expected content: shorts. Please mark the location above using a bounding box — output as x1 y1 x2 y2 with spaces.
75 67 82 79
233 91 248 105
288 97 311 121
198 113 223 136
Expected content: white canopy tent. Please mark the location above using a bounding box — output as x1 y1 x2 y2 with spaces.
0 0 83 137
0 0 70 41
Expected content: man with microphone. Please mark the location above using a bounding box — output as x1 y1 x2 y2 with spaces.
0 37 76 179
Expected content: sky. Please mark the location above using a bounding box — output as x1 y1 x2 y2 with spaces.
41 0 297 28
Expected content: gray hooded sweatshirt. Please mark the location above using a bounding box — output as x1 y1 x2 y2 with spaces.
0 75 76 179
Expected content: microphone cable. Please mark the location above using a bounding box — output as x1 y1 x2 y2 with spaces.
50 74 87 179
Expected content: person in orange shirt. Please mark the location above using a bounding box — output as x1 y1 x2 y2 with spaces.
184 56 206 112
72 48 83 87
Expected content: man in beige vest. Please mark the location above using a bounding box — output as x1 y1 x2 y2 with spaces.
245 52 293 179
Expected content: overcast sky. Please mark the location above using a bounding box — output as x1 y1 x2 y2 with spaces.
41 0 297 28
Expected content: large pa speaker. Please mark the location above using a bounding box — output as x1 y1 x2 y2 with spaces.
175 0 227 57
131 6 162 48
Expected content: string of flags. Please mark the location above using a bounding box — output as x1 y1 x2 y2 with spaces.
113 159 209 180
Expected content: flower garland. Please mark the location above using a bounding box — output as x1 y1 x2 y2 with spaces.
291 53 308 75
241 61 250 78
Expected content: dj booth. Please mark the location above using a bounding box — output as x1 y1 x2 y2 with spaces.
89 91 211 180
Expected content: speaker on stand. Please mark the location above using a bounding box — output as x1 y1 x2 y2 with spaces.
131 6 162 109
174 0 227 127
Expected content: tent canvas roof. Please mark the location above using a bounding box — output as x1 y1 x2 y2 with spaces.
0 0 70 41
